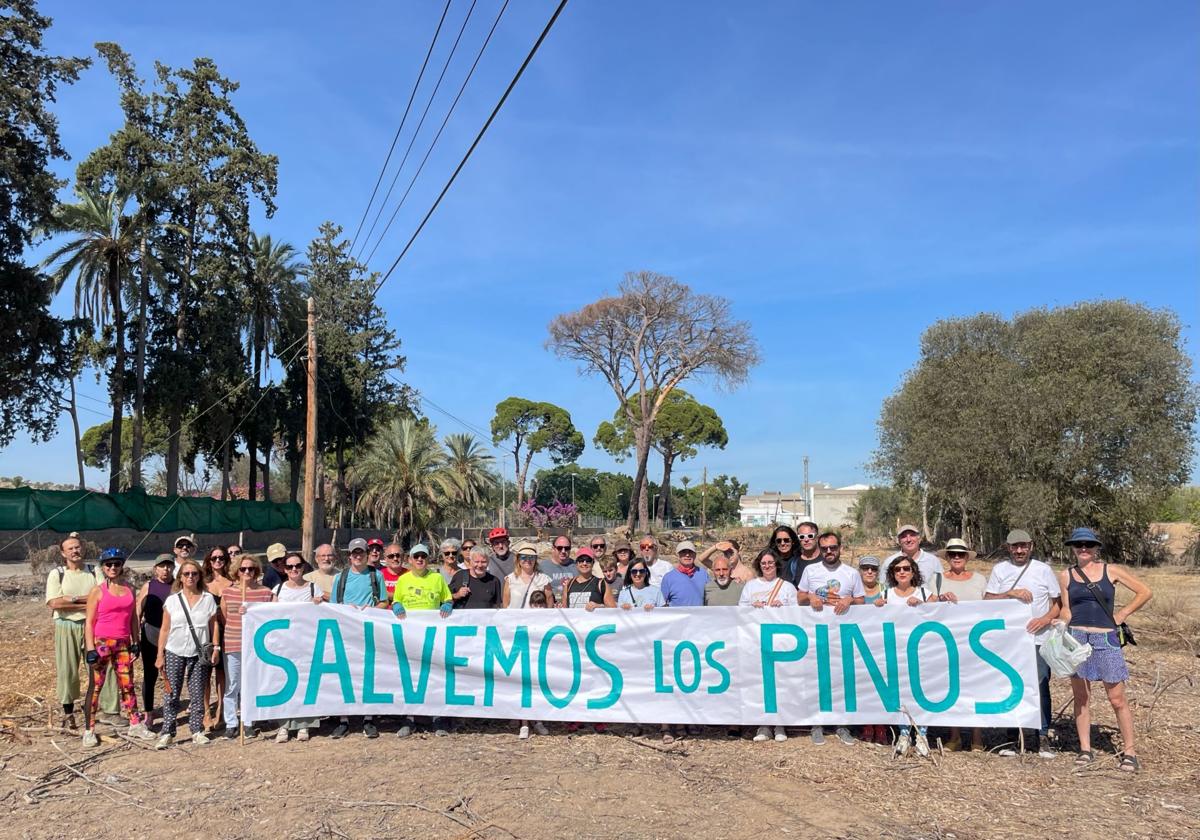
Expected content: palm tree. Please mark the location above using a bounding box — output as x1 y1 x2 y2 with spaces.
350 418 452 546
42 187 144 493
244 232 303 500
443 433 497 516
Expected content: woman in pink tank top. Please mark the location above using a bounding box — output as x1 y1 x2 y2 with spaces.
83 548 155 747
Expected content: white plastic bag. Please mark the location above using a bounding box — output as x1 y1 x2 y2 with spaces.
1040 622 1092 677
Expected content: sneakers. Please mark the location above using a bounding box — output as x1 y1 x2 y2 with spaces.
274 728 289 743
433 727 449 737
192 732 210 745
331 722 350 739
835 727 855 746
773 726 787 742
518 725 531 740
127 722 155 740
363 722 379 739
753 726 771 742
397 724 413 738
998 747 1018 757
297 728 309 742
915 731 930 757
81 729 99 748
894 732 910 757
223 728 238 740
1037 747 1057 759
155 733 173 750
532 721 549 736
811 726 826 745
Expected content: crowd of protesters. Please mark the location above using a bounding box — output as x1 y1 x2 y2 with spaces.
45 520 1151 770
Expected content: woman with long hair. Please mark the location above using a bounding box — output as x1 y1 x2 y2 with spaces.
201 546 233 731
154 558 220 748
220 554 275 739
271 551 323 742
877 557 936 757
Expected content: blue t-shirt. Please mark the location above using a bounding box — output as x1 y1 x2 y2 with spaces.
330 568 381 606
661 567 709 606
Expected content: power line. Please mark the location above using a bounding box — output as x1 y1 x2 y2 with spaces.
348 0 456 254
371 0 571 297
355 0 487 262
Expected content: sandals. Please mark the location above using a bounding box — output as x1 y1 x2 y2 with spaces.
1074 750 1094 766
1118 754 1141 773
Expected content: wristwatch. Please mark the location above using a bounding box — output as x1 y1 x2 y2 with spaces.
213 645 222 651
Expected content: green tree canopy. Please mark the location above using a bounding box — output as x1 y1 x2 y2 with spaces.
873 301 1198 561
490 397 585 506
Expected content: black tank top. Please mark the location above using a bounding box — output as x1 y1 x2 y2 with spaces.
1067 564 1115 628
565 576 605 609
143 577 171 629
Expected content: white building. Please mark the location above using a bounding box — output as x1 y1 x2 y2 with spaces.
740 483 869 528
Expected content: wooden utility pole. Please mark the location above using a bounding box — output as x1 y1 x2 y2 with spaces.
301 297 318 560
700 466 707 536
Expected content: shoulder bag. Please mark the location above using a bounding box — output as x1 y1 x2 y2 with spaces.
1073 564 1136 647
177 592 215 661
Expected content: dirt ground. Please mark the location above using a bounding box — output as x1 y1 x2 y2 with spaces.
2 574 1199 840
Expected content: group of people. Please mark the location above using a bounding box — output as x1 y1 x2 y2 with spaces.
44 520 1152 770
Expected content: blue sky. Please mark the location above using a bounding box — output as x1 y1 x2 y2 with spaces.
6 0 1198 492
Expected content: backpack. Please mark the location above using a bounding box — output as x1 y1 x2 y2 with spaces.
56 564 95 585
274 582 316 600
334 567 381 604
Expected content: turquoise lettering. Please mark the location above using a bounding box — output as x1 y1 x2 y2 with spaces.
362 621 393 704
653 640 673 694
390 623 437 703
759 624 808 713
483 626 532 708
305 619 354 704
253 619 298 707
969 619 1023 714
840 622 899 712
816 624 833 712
673 641 702 694
907 622 960 713
444 626 478 706
538 626 581 708
584 625 623 710
704 641 730 695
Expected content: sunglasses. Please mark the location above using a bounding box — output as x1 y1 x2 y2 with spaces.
181 571 200 578
211 555 227 562
946 551 967 558
577 558 594 564
555 545 571 552
639 544 654 550
386 552 403 559
462 545 475 551
775 537 793 544
820 546 838 553
630 568 648 576
893 565 914 573
102 560 125 568
591 543 606 549
412 554 429 560
285 563 304 570
229 548 242 555
1073 542 1100 549
239 567 258 574
442 551 458 557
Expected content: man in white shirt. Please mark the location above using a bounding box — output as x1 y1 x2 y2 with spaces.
984 528 1061 758
640 536 674 587
882 525 944 590
798 532 865 747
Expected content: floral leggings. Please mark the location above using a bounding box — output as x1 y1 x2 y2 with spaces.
88 637 143 727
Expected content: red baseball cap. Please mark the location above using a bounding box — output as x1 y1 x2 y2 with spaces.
366 537 385 547
487 527 509 542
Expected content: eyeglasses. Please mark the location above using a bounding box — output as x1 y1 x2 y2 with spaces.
630 569 648 576
285 563 304 570
386 552 403 559
181 571 200 578
239 567 257 574
102 560 125 568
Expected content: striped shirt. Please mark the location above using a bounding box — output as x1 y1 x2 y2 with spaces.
221 586 274 654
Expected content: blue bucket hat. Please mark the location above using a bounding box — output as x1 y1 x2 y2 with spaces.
1064 527 1102 547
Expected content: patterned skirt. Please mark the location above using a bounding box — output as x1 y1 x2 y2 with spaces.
1069 628 1130 683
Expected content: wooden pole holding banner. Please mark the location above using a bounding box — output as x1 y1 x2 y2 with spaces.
301 297 318 561
239 574 246 748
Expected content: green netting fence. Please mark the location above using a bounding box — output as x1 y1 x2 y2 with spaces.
0 487 300 533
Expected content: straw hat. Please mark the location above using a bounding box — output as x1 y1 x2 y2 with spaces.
937 538 977 561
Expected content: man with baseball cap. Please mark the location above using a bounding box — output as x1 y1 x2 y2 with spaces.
329 538 387 739
366 537 385 569
262 542 287 589
485 527 515 579
985 528 1061 758
392 543 454 737
661 541 709 606
881 525 944 589
171 534 195 577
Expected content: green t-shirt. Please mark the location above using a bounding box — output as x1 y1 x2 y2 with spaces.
392 571 452 611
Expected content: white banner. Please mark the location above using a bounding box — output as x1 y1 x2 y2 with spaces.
240 601 1040 727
